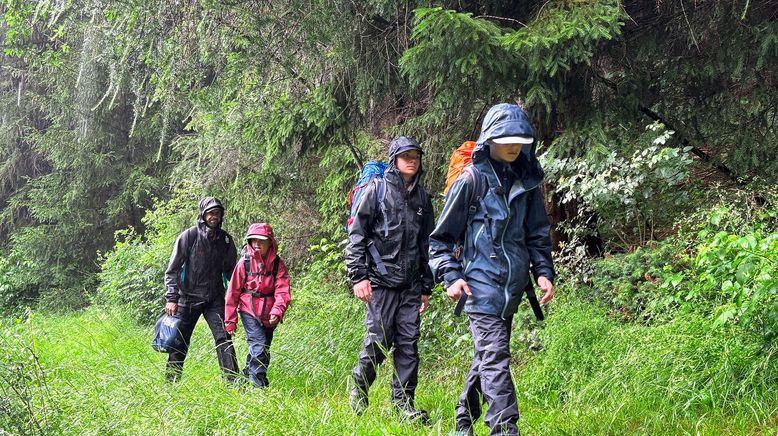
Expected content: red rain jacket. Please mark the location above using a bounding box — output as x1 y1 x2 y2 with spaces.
225 223 291 328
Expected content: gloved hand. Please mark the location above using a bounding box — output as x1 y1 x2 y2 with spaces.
225 322 237 335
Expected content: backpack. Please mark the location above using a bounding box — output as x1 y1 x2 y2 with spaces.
444 141 477 195
442 141 491 257
347 161 389 237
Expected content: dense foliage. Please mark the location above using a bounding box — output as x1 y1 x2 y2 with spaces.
2 0 776 306
1 1 777 432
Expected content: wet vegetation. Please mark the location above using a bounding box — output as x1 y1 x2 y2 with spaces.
1 0 777 433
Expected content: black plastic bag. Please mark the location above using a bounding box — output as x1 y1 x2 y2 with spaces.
151 312 184 353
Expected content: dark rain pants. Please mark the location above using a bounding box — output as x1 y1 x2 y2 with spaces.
456 312 519 435
352 285 421 406
166 298 239 381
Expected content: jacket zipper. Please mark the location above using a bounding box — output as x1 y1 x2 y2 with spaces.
486 160 514 319
403 193 410 284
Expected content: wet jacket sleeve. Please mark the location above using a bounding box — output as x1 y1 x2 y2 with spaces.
418 194 435 295
525 185 555 283
270 259 291 319
345 181 378 284
224 259 244 327
163 229 193 303
429 176 473 288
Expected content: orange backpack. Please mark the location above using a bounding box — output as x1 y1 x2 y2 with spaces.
444 141 477 195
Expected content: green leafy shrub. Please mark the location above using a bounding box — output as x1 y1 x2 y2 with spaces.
543 122 694 249
95 193 193 324
0 255 39 316
299 237 350 295
589 239 692 324
676 188 778 343
584 188 778 347
696 231 778 343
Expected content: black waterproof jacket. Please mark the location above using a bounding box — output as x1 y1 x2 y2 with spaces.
345 137 435 294
164 197 238 305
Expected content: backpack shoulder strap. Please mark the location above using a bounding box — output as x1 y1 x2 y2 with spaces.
243 248 264 278
184 227 199 260
179 227 199 284
242 249 250 284
463 165 497 259
462 165 486 221
375 177 389 238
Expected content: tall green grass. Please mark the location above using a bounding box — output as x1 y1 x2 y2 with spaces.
3 284 776 434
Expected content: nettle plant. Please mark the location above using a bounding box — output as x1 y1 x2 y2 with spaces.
543 122 693 249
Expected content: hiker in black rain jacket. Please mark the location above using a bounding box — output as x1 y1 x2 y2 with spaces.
345 136 434 423
429 103 555 435
162 197 239 382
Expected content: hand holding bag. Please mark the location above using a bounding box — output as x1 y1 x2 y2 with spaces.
151 312 184 353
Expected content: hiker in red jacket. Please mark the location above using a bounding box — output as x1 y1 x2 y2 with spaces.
225 223 291 388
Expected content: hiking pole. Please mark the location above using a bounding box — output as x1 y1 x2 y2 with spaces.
454 292 467 316
524 282 545 321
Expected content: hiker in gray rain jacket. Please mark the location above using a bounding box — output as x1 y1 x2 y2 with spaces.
429 103 555 435
345 136 434 423
162 197 239 382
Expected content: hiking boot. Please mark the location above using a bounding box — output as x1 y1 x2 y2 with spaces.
349 387 369 415
394 403 430 424
249 374 269 389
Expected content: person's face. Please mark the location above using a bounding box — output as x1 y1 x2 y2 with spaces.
396 150 421 181
489 142 522 163
250 238 272 256
203 209 222 227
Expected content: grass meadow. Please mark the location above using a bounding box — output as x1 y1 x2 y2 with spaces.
2 285 776 435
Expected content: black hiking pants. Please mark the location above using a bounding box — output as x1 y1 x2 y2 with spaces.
456 312 519 435
166 298 239 381
352 285 422 406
